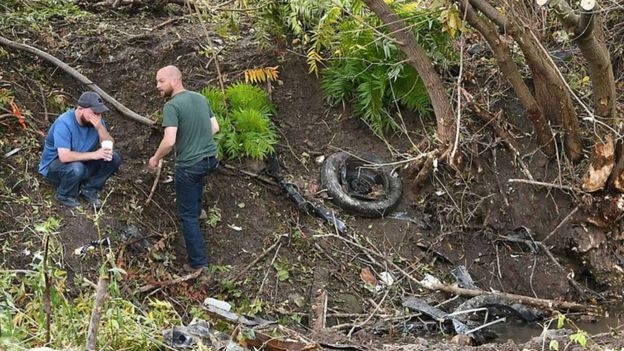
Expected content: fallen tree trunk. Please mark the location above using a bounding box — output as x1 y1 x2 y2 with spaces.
0 35 155 127
328 233 601 314
423 281 601 314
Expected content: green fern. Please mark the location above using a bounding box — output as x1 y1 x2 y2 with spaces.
353 70 397 134
208 89 279 160
226 83 275 115
257 0 455 136
231 109 271 133
320 60 358 106
241 131 277 159
200 87 228 118
392 66 432 117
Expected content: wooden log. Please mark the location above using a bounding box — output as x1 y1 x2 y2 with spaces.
0 35 155 127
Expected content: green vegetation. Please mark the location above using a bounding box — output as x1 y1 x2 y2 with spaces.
201 83 278 160
256 0 457 134
0 0 86 30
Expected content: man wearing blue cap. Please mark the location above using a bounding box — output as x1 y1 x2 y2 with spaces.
39 91 122 208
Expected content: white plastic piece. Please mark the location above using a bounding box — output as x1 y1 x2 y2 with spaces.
535 0 548 6
204 297 232 311
420 274 442 289
580 0 595 11
379 271 395 286
315 155 325 164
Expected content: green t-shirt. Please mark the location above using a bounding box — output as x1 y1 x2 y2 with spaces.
162 90 217 167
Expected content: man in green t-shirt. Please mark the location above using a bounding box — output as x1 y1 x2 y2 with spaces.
149 65 220 277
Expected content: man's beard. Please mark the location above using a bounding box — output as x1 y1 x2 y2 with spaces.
160 87 173 98
80 114 92 126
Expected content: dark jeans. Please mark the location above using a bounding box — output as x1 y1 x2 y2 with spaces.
45 152 122 198
175 156 219 268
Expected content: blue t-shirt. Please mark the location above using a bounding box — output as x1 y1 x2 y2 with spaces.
38 109 104 177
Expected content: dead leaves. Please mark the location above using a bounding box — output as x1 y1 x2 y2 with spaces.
360 267 378 286
244 66 279 84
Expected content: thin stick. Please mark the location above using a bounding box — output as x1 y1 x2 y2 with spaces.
139 270 201 293
255 242 282 299
327 233 600 313
43 233 51 344
222 163 279 186
450 14 466 163
191 1 225 92
464 317 506 335
232 237 282 282
542 206 579 243
146 159 163 206
508 178 579 193
347 288 389 338
86 275 109 351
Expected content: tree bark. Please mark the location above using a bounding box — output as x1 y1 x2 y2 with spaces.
554 2 616 120
551 1 621 189
460 1 555 156
86 275 109 351
469 0 583 162
361 0 456 148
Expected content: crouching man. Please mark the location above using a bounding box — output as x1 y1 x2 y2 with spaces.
38 91 121 208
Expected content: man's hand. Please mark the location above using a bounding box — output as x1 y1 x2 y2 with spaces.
148 156 161 172
93 147 113 161
86 113 104 130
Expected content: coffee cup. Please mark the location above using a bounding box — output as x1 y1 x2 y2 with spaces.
101 140 113 161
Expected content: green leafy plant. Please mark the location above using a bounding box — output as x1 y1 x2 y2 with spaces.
201 83 278 160
206 205 222 228
226 83 276 115
256 0 456 135
273 259 291 282
1 0 86 30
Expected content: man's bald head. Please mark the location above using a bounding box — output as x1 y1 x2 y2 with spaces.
156 65 184 98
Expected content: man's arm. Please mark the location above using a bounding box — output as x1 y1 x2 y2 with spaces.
210 116 219 135
85 113 114 143
58 147 109 163
149 126 177 171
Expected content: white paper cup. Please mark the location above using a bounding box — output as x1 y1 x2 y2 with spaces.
101 140 113 161
101 140 113 150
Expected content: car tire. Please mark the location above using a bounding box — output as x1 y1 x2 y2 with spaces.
320 151 402 217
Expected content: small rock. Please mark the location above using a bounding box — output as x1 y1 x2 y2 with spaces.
451 334 472 346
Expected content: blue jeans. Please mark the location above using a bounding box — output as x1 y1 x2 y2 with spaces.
175 156 219 268
45 152 122 198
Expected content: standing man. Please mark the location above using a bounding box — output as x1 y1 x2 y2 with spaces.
149 65 220 274
39 91 122 208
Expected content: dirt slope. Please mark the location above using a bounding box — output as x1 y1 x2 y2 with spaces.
1 5 623 350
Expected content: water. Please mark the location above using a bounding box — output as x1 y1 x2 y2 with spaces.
488 312 623 343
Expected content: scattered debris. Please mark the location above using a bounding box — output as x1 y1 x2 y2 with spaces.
74 237 111 257
265 153 346 232
387 210 431 229
203 303 320 351
162 320 242 350
453 295 543 323
450 265 478 290
4 147 21 158
204 297 232 311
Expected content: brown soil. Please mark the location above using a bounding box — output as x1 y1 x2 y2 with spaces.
1 5 624 350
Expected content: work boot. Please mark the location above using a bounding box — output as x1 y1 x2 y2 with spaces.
80 189 101 208
55 194 80 208
183 264 213 285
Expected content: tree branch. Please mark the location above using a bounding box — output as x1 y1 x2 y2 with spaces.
0 35 155 127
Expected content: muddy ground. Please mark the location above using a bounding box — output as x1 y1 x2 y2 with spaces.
1 4 624 350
